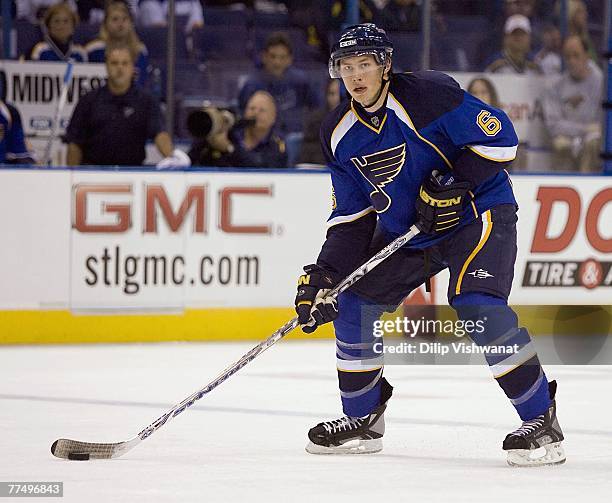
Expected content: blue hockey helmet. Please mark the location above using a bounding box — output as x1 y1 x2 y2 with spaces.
329 23 394 79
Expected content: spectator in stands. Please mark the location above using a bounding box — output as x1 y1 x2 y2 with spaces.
379 0 420 32
28 2 86 61
65 43 189 167
239 32 319 135
467 76 528 171
534 24 562 76
77 0 137 24
557 0 598 64
503 0 537 19
138 0 203 33
76 0 106 24
299 79 342 166
485 14 541 75
329 0 379 30
17 0 76 24
0 100 36 164
467 77 500 108
543 35 603 172
284 0 331 60
189 91 287 168
86 1 149 88
477 0 539 70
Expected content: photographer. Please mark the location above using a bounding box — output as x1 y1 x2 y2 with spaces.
188 91 287 169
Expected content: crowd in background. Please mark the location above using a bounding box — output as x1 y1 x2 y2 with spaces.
0 0 606 172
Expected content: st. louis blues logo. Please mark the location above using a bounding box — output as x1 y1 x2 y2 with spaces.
351 143 406 212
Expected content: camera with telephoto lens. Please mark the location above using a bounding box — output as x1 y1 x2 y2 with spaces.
186 107 255 140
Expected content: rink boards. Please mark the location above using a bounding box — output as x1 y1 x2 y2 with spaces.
0 168 610 343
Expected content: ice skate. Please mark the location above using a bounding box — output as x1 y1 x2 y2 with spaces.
305 378 392 455
503 380 566 467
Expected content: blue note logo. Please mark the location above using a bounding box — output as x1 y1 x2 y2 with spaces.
351 143 406 212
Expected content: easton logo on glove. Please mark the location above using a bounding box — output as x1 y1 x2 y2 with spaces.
415 173 472 234
418 188 462 208
295 264 338 333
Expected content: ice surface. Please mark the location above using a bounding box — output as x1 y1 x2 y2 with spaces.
1 340 610 502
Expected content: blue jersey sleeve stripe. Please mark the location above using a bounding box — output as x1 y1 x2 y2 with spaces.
387 93 454 170
331 110 358 155
327 206 375 228
468 144 517 162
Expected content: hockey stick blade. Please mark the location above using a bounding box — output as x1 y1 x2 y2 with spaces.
50 225 419 460
51 437 140 460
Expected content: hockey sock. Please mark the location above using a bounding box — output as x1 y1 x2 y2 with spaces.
452 292 552 420
334 291 386 418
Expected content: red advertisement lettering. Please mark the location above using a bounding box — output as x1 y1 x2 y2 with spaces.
73 184 132 233
219 187 272 234
585 188 612 253
531 187 581 253
145 185 207 234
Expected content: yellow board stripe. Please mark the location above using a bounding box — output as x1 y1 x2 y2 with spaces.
0 308 335 345
455 210 493 296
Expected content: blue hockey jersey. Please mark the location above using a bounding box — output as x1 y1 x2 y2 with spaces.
29 40 86 62
317 71 518 277
0 101 34 164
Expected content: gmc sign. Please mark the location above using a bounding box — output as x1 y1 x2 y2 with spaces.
72 184 274 235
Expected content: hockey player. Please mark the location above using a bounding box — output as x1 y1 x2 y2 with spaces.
294 24 565 467
0 100 35 164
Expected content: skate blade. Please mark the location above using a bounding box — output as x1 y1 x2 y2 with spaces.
507 442 566 467
305 438 382 455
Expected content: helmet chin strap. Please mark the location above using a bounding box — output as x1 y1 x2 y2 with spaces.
362 67 390 110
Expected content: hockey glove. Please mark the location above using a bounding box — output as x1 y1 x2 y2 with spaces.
295 264 338 334
156 149 192 169
415 172 471 234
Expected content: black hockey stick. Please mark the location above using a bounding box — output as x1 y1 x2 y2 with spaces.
51 224 421 460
